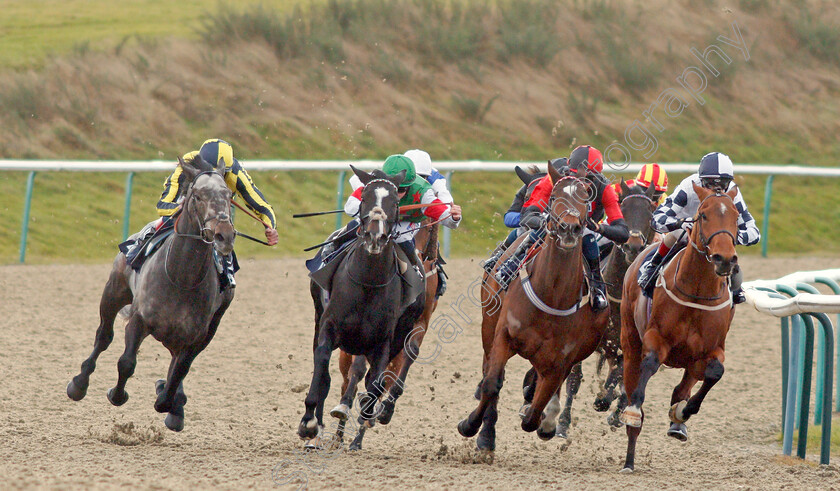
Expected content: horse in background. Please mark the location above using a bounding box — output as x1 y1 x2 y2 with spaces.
67 155 236 432
619 183 739 472
460 164 609 457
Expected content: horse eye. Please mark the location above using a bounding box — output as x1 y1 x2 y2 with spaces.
700 213 707 220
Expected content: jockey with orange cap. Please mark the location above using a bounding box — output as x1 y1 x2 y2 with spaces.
614 163 669 205
494 145 630 311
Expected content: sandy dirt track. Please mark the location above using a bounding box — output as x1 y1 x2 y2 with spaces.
1 255 839 490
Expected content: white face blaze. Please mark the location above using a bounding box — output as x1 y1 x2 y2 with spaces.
720 203 727 216
562 183 578 198
374 187 389 209
363 185 392 254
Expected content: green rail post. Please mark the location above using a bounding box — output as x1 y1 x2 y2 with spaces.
777 284 806 431
761 175 774 258
813 276 840 412
122 172 135 241
806 312 834 465
796 283 826 425
782 313 803 456
336 170 346 230
796 314 816 460
781 316 790 425
19 171 36 264
442 171 453 258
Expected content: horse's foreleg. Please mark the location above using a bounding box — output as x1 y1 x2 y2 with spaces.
155 379 187 432
621 350 660 428
349 342 392 451
299 326 334 440
620 311 644 473
521 367 564 434
555 363 582 438
107 317 148 407
68 270 131 401
665 370 698 441
459 329 514 452
671 357 724 424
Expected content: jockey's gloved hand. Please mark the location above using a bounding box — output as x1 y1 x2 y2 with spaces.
586 218 601 233
520 212 544 230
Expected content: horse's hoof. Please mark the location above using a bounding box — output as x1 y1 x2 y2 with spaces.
457 419 479 438
297 418 319 440
607 411 622 428
66 379 87 401
667 422 688 442
669 401 688 424
593 397 611 412
107 388 128 407
521 418 539 433
620 406 642 428
537 425 556 441
329 404 350 421
348 442 362 451
473 448 495 464
155 379 166 395
619 466 634 474
555 425 568 439
165 413 184 432
377 401 395 425
518 403 531 420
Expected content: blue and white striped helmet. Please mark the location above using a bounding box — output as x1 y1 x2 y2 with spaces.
698 152 734 179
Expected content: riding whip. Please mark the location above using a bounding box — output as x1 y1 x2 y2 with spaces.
232 200 271 228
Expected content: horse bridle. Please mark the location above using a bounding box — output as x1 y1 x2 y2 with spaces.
688 192 738 262
165 170 232 290
546 177 588 246
175 170 233 244
617 193 655 254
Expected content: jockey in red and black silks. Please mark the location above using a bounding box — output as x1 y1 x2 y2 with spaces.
494 145 629 312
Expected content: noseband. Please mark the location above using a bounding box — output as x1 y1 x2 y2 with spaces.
357 179 400 241
689 193 737 262
546 177 587 245
175 171 232 244
618 193 655 254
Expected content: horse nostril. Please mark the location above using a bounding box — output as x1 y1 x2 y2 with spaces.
215 233 224 243
732 255 738 264
571 224 581 235
710 254 724 263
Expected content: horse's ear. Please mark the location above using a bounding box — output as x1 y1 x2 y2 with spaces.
726 184 739 200
350 165 374 186
515 165 533 185
692 180 710 201
388 170 407 188
619 179 631 199
178 156 199 182
547 161 562 183
216 156 227 176
645 180 656 199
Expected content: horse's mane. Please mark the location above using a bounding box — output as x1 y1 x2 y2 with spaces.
525 165 540 175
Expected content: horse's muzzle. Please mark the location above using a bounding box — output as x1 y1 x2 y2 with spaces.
711 253 737 277
212 221 236 256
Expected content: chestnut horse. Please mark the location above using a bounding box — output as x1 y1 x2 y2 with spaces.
329 222 440 450
460 164 609 455
619 183 739 473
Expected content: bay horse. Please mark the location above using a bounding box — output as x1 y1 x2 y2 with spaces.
461 163 609 455
67 154 236 432
531 179 660 438
619 183 739 473
327 222 439 450
300 166 424 445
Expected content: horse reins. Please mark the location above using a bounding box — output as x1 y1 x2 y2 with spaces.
687 193 738 262
546 177 588 246
165 170 231 290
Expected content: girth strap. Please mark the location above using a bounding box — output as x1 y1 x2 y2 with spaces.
519 264 590 316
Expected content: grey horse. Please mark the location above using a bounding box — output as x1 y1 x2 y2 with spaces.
66 154 236 432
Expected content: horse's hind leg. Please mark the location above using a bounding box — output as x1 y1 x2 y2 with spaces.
107 316 148 407
67 266 132 401
665 370 697 441
555 363 582 439
521 366 564 434
155 379 187 432
670 355 725 428
331 353 364 423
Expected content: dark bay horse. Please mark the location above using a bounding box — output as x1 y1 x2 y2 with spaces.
328 222 439 449
619 183 739 472
300 166 424 447
461 164 610 455
67 155 236 432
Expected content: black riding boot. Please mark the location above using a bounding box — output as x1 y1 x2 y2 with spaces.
321 219 360 258
730 264 746 305
583 235 608 312
483 245 507 275
638 252 665 295
124 221 159 268
435 264 448 298
398 240 424 279
494 231 539 289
